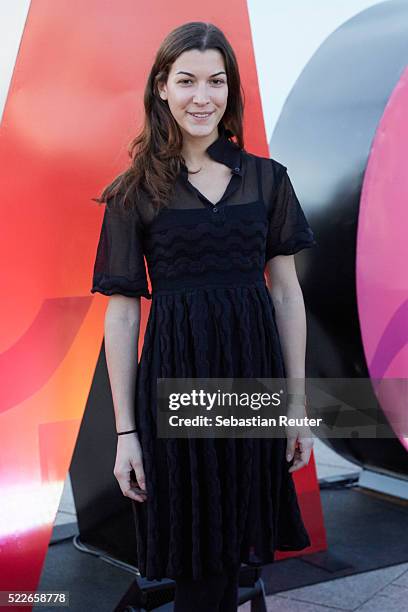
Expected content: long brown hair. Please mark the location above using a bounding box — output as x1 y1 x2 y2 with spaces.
95 21 245 216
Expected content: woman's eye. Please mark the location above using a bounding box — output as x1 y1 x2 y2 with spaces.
178 79 225 85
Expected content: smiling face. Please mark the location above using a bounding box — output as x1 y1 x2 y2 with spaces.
158 48 228 141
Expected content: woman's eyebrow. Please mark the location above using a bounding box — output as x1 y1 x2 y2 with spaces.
175 71 226 77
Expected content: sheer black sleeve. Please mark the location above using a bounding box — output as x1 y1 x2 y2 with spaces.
90 194 151 298
265 166 317 263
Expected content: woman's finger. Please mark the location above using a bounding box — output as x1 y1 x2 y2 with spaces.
285 433 298 461
288 443 313 473
131 458 146 493
127 485 148 503
288 458 306 473
114 468 147 502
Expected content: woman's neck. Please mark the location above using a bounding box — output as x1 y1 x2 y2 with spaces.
181 128 219 169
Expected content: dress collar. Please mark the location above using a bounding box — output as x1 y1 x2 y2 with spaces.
180 126 243 177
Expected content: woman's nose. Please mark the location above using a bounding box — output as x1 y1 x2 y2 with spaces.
193 84 210 103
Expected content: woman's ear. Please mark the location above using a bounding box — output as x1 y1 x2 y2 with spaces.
157 82 167 101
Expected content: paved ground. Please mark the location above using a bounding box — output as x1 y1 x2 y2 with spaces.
238 561 408 611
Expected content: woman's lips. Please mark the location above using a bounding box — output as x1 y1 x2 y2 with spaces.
188 111 214 120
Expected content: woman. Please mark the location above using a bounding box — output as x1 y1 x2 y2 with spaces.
91 21 316 612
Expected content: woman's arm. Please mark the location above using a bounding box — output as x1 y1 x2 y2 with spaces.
104 295 141 433
265 254 313 472
265 254 307 393
104 295 147 501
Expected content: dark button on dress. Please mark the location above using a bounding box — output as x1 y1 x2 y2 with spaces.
91 127 317 581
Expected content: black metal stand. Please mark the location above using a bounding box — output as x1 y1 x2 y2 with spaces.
113 565 267 611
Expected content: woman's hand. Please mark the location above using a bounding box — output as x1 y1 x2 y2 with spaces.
113 433 148 503
284 403 314 474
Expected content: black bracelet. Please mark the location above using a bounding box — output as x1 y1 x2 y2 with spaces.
117 428 138 436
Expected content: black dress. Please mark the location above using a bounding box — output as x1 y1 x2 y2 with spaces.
91 127 317 581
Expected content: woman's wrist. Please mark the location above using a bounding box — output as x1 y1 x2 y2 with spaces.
287 393 306 406
116 427 138 436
